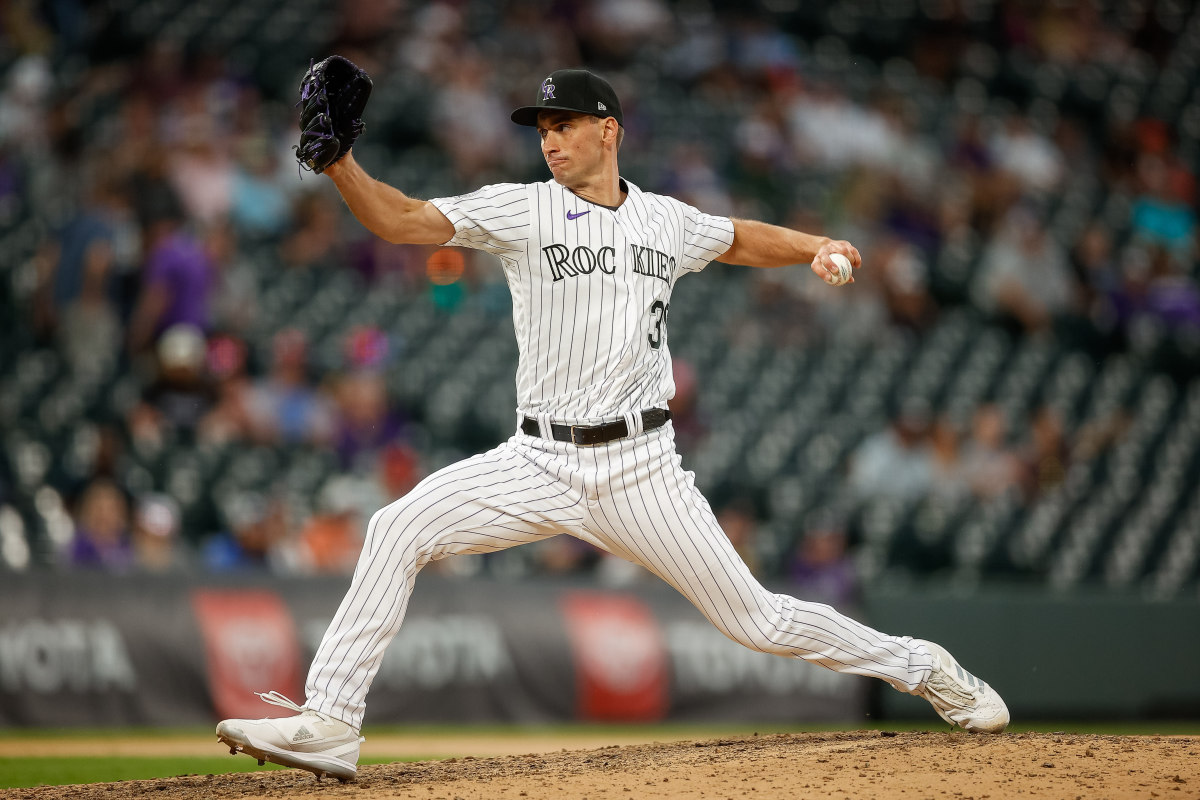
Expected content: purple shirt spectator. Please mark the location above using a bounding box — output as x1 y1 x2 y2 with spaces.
69 533 134 570
145 230 213 335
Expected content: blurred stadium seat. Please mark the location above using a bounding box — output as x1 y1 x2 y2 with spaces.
0 0 1197 599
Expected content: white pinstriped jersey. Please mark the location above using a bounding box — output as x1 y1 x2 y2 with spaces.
430 178 735 423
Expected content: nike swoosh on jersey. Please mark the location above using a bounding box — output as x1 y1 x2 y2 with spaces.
566 209 590 220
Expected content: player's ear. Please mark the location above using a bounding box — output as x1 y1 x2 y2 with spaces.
602 117 620 148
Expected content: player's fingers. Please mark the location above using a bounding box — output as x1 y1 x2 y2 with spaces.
827 242 861 269
812 257 839 284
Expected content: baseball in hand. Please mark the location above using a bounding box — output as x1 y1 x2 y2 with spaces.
827 253 853 286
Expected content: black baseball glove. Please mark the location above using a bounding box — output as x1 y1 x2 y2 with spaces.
294 55 373 174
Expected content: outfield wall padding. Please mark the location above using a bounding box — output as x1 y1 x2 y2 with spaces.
863 585 1200 721
0 573 866 727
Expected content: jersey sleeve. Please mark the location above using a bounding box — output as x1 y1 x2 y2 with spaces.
675 200 735 275
428 183 530 258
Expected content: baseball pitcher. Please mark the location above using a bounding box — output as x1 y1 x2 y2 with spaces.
215 60 1008 782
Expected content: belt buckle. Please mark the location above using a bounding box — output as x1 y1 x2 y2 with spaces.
569 425 592 446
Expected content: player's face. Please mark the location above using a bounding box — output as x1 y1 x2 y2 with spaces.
536 111 606 185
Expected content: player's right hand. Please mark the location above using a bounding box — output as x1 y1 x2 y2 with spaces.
812 240 861 285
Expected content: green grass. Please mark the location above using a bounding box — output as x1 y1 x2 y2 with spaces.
0 756 404 790
0 756 285 789
0 721 1196 789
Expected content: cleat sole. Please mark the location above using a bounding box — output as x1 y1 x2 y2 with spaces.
215 727 358 782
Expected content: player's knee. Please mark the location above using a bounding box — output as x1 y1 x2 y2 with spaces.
362 499 431 551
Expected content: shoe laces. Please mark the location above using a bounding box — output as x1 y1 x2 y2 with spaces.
925 667 975 709
255 690 305 714
255 690 347 728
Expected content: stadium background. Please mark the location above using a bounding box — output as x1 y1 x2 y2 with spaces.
1 0 1198 739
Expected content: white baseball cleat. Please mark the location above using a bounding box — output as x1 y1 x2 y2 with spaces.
215 691 363 782
914 639 1010 734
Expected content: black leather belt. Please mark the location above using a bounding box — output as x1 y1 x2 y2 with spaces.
521 408 671 446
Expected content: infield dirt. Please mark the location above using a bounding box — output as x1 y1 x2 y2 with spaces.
3 730 1197 800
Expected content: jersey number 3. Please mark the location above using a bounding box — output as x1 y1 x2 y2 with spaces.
648 300 670 350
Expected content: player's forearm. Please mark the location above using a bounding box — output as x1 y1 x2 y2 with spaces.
718 218 830 268
324 153 448 245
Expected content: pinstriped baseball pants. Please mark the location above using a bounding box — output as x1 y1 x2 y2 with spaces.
305 423 934 730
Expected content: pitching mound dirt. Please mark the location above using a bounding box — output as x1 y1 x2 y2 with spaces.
5 731 1197 800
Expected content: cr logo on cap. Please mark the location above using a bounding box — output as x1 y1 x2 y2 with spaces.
541 77 556 101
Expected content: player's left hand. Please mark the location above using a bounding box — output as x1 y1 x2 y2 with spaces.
812 240 861 286
294 55 373 174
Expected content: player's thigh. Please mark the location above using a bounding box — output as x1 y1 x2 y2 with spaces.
585 434 772 640
363 441 585 567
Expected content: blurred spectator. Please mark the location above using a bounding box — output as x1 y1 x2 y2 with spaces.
789 82 899 171
198 333 255 445
375 442 422 502
732 100 793 208
294 477 368 575
32 173 131 343
56 234 121 376
947 114 993 176
988 115 1064 193
67 478 132 570
578 0 671 65
430 53 516 182
202 492 290 571
230 136 291 239
1110 245 1200 364
973 205 1078 334
136 323 217 441
1140 247 1200 332
206 219 260 337
847 399 935 502
876 239 937 334
1070 224 1123 343
787 508 857 606
246 328 336 447
660 142 733 217
1019 406 1070 501
280 190 344 271
1130 152 1196 256
928 418 969 501
131 493 190 573
127 203 215 355
332 368 406 471
167 115 234 227
745 267 820 347
959 404 1022 500
0 55 52 158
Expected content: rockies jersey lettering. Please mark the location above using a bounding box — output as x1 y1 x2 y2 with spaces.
430 179 735 423
541 243 618 279
540 244 674 283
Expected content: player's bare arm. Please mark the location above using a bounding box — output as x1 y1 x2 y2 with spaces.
717 218 861 284
323 153 455 245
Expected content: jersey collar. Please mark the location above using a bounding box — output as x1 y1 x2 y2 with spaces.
561 177 630 211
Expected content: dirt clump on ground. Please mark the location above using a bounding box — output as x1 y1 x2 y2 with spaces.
4 731 1197 800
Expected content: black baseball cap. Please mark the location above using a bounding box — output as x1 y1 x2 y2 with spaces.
511 69 623 127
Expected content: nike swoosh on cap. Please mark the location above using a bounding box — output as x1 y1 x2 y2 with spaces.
566 209 590 220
